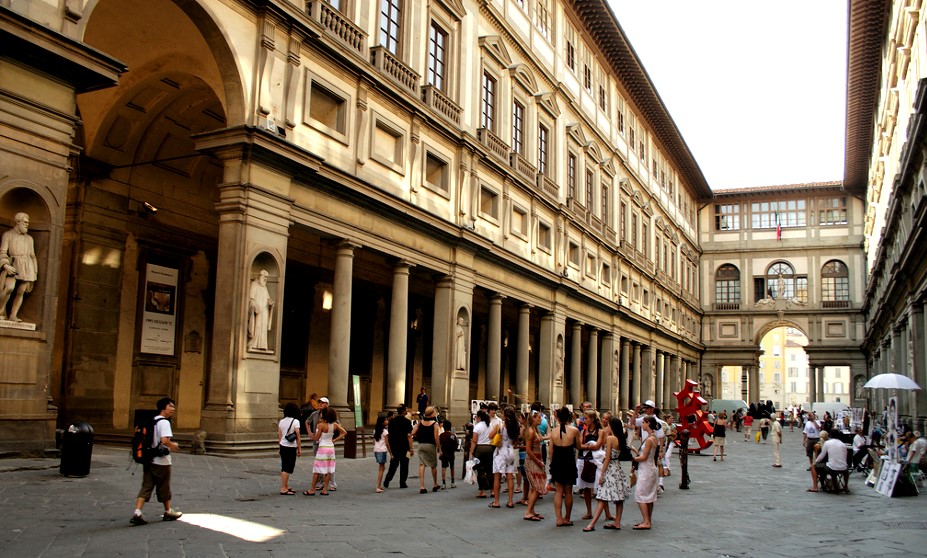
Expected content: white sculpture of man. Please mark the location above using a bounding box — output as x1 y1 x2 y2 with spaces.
0 212 38 322
247 269 274 351
455 317 467 370
554 337 564 387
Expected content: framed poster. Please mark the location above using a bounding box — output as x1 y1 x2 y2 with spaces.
140 264 178 355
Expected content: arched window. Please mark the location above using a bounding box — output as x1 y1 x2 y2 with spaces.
821 260 849 308
715 264 740 308
759 261 808 302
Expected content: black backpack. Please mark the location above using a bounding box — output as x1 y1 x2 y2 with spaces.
131 416 165 464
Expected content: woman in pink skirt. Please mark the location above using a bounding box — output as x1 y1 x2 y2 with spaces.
305 407 346 495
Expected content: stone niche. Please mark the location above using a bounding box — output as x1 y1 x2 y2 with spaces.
0 187 50 330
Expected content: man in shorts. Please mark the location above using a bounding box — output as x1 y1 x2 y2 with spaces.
131 397 182 525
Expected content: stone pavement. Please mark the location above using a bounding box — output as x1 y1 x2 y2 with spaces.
1 429 925 558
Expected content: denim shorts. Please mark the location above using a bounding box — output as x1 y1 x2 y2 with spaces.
375 451 388 465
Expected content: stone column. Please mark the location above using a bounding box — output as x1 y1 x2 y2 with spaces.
620 338 631 411
601 333 616 412
571 322 583 406
431 277 453 408
632 342 641 406
641 345 654 402
487 294 504 401
669 355 680 404
911 299 927 431
808 366 817 404
586 328 598 408
516 304 531 400
329 241 357 407
386 261 411 407
655 351 665 411
749 365 760 404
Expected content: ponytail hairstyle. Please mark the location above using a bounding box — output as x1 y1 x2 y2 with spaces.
477 409 490 426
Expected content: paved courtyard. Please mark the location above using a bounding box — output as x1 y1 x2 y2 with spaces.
1 429 925 557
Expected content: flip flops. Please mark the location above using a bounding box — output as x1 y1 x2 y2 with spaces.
604 524 620 530
279 489 295 495
523 515 542 521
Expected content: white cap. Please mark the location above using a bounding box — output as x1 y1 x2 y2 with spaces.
319 397 330 404
643 400 656 408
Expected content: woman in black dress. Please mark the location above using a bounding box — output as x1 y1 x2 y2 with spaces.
549 406 584 527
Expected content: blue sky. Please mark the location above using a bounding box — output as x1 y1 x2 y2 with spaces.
609 1 848 189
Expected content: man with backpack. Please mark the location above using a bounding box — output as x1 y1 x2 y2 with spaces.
130 397 182 525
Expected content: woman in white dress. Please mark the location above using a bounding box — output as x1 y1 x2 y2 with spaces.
632 416 661 530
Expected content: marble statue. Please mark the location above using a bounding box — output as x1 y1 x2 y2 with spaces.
455 316 467 370
247 269 274 351
554 337 564 387
0 212 37 322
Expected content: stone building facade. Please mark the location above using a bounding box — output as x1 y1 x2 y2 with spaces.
2 0 924 454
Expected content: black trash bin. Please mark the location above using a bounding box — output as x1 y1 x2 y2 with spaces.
60 421 94 477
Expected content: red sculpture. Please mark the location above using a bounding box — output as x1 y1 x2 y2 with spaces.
673 379 714 452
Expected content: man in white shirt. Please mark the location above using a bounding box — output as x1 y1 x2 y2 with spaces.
815 430 849 492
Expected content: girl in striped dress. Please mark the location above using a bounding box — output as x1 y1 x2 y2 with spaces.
305 408 346 495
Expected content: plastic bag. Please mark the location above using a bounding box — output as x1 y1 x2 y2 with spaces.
755 431 761 443
464 459 477 485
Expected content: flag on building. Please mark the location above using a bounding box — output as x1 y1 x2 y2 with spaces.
775 212 782 241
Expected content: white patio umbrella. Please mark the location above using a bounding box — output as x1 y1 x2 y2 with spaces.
863 373 921 390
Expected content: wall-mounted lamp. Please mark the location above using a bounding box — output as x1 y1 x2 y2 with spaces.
139 201 158 217
322 289 333 310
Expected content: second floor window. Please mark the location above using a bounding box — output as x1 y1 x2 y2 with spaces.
585 169 594 210
567 153 576 200
427 22 447 90
821 260 849 301
538 124 549 175
481 72 496 131
601 185 609 225
715 203 740 230
715 264 741 304
512 100 525 154
751 200 806 229
819 197 847 225
379 0 402 55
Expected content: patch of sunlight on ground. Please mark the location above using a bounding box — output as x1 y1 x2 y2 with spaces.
179 513 285 542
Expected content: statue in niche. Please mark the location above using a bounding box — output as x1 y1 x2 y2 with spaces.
702 375 713 398
247 269 274 351
455 316 467 370
554 337 564 387
0 212 37 323
854 376 866 400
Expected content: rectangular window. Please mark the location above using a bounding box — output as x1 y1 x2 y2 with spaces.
617 111 625 135
715 204 740 231
584 64 592 91
585 169 594 211
512 100 525 155
601 185 610 225
479 186 499 218
586 254 597 277
427 21 447 91
639 141 646 163
537 124 549 176
642 222 649 258
750 200 807 229
379 0 402 55
535 0 550 38
566 42 575 71
629 128 636 149
822 276 849 301
481 72 496 132
598 85 607 111
538 221 552 250
424 152 449 192
567 153 577 200
715 277 740 304
568 242 580 266
619 202 627 242
512 206 527 236
818 197 847 225
307 81 347 134
631 213 638 250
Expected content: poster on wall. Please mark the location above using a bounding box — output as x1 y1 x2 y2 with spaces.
140 264 178 355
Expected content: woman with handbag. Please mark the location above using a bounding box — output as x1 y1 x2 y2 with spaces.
490 406 520 508
469 410 495 498
278 403 302 495
583 417 632 532
576 410 606 522
632 416 661 530
412 406 442 494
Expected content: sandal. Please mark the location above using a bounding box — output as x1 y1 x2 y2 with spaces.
806 488 819 492
603 523 620 530
376 488 384 493
523 515 542 521
279 489 295 495
488 503 501 508
583 526 595 532
303 490 315 496
506 503 514 509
